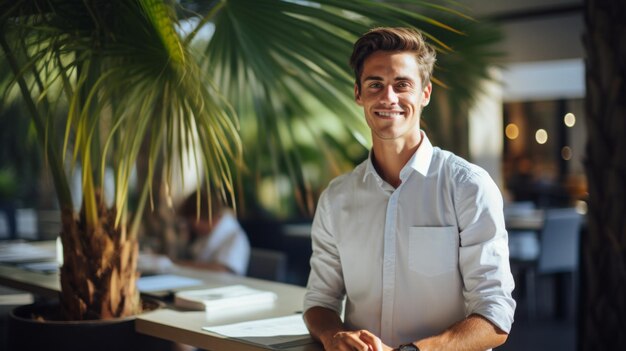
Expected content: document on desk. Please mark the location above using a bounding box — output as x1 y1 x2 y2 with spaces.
19 261 59 273
0 242 57 263
203 314 315 349
136 274 204 293
175 284 277 311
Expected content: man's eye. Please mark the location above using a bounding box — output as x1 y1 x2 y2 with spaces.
368 83 383 89
396 82 410 88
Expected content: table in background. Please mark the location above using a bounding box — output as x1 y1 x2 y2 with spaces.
0 241 321 351
505 209 544 232
136 265 321 351
0 240 59 299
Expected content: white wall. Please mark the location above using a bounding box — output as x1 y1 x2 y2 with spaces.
501 59 585 102
469 69 504 188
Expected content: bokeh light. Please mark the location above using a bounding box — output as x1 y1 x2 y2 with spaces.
505 123 520 140
564 113 576 127
561 146 572 160
535 129 548 144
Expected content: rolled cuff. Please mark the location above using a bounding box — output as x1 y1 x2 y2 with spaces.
303 290 344 316
468 296 516 333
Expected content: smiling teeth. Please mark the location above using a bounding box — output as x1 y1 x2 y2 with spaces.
377 111 403 117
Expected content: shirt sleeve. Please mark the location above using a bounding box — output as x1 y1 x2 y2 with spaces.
303 189 346 315
194 215 251 276
455 166 516 333
213 227 250 276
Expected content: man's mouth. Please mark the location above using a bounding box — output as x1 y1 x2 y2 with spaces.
375 111 404 118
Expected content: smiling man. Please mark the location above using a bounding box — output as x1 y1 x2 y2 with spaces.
303 27 516 351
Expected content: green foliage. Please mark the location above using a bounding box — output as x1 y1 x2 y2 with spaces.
1 0 502 222
196 0 503 215
0 167 17 199
1 0 240 232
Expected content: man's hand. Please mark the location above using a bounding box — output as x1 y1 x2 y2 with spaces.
304 307 393 351
324 329 392 351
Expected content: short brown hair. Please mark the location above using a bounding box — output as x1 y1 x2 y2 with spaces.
349 27 436 92
179 189 224 221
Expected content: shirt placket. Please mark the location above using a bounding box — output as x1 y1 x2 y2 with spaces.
380 186 399 342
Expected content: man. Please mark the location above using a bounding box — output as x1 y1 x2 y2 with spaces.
303 27 515 351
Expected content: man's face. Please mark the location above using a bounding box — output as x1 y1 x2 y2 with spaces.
355 51 432 144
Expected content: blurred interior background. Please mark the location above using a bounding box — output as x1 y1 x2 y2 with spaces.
0 0 594 350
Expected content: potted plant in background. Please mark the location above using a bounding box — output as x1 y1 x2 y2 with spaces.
0 0 501 349
1 1 240 349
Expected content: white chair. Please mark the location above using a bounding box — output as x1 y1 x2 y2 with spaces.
246 248 288 282
510 208 583 319
507 201 540 261
504 201 536 215
15 209 37 240
0 212 9 239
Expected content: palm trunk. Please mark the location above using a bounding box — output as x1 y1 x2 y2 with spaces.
59 192 141 320
579 0 626 349
2 26 141 322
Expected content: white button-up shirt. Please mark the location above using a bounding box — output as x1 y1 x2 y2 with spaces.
303 134 516 346
189 212 250 275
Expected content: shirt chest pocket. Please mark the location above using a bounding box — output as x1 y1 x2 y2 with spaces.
408 226 459 276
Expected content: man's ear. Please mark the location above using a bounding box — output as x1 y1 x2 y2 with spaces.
354 83 363 105
421 82 432 107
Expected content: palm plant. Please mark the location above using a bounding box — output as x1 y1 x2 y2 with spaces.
0 0 501 320
1 0 240 320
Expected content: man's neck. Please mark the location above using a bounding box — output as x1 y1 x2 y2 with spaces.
371 132 423 188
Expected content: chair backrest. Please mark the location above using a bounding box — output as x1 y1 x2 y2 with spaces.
504 201 536 216
0 211 9 239
538 208 583 274
506 202 540 261
247 248 288 282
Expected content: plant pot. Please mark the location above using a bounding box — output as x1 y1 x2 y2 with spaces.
7 300 174 351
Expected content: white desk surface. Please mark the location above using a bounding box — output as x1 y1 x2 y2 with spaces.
0 240 59 298
136 266 321 350
0 264 59 298
0 241 322 351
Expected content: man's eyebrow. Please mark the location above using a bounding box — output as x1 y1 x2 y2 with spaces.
362 75 415 82
363 75 383 82
394 76 414 82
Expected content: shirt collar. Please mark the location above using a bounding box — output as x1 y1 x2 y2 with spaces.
363 150 378 183
362 130 434 183
406 131 433 177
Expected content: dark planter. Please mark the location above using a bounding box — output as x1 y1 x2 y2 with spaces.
7 301 174 351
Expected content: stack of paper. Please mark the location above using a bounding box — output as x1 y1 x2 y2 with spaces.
0 241 56 263
137 274 204 293
203 314 314 349
174 284 277 312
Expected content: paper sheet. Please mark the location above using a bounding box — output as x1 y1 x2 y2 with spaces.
136 274 204 292
19 261 59 273
175 285 277 311
203 314 314 349
0 242 56 263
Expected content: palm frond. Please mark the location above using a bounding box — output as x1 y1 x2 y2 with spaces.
1 0 242 232
2 0 502 219
189 0 502 215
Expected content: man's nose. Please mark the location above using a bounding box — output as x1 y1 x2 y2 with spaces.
381 85 399 104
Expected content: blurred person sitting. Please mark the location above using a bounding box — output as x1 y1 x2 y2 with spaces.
174 189 250 275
